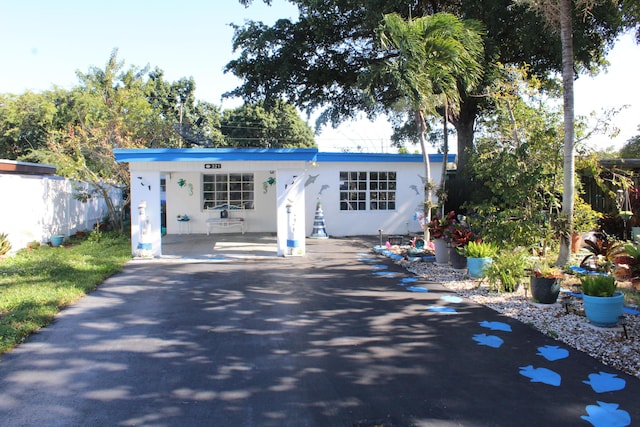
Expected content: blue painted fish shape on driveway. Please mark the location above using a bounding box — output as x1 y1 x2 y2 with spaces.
519 365 561 386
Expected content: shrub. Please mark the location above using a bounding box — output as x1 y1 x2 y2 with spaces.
486 248 529 292
0 233 11 256
461 241 498 258
580 274 617 297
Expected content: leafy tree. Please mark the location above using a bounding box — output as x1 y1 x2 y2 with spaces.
220 100 315 148
227 0 627 174
144 69 225 147
24 50 158 232
619 126 640 158
0 91 57 159
468 64 564 249
369 12 484 239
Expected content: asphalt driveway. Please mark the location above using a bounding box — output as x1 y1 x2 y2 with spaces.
0 236 638 426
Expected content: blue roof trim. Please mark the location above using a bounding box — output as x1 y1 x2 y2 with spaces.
316 152 455 163
114 148 319 162
113 148 454 164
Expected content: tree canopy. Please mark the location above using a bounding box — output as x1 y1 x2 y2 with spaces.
226 0 630 172
1 50 315 232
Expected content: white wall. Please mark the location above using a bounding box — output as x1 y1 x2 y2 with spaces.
304 161 441 237
163 169 279 234
0 174 121 253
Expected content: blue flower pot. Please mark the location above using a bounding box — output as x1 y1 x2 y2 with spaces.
50 235 64 247
467 257 492 278
583 292 624 328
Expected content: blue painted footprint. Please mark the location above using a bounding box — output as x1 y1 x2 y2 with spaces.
519 365 561 386
479 321 512 332
397 277 418 286
472 334 504 348
581 401 631 427
427 306 457 313
583 372 626 393
537 345 569 361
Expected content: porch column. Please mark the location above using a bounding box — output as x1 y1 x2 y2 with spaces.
276 169 306 256
129 170 162 257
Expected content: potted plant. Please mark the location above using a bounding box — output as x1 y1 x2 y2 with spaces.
461 241 497 279
427 210 456 265
529 263 564 304
580 233 625 274
448 223 475 270
579 274 624 328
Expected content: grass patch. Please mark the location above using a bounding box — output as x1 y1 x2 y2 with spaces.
0 232 131 354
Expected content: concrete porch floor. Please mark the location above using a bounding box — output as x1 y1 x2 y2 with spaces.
160 232 279 261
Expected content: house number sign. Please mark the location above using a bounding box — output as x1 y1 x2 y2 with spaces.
204 163 222 169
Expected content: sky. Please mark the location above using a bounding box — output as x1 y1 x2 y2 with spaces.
1 0 638 153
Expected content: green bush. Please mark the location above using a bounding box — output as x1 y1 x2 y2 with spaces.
462 241 498 258
486 248 529 292
0 233 11 256
580 274 617 297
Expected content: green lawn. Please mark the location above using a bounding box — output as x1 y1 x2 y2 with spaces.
0 232 131 354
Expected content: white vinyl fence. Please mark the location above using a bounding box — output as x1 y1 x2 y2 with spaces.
0 174 122 254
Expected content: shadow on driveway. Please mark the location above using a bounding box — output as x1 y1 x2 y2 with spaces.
0 236 638 426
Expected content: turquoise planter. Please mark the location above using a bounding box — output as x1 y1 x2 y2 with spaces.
467 257 492 278
50 235 64 247
583 292 624 328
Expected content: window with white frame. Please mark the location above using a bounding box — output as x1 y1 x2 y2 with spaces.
203 173 254 209
339 171 396 211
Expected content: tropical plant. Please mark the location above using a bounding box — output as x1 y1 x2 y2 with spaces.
374 12 484 240
427 210 457 241
486 248 529 292
448 221 476 248
615 243 640 281
580 233 626 273
580 274 617 297
530 262 564 279
0 233 11 256
461 241 498 259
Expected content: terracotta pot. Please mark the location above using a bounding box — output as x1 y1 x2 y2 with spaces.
571 233 582 253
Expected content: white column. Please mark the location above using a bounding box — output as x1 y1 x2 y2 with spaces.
276 169 306 256
130 170 162 257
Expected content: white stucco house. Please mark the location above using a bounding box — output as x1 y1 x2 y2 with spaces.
114 148 454 257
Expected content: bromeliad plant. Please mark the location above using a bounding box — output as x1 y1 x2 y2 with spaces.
580 233 625 274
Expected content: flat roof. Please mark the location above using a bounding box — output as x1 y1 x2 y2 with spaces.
114 148 454 163
0 159 57 175
114 148 318 163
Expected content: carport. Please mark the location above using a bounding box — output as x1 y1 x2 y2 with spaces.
114 148 318 258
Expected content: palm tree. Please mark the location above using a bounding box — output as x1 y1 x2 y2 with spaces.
374 13 484 240
519 0 590 265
